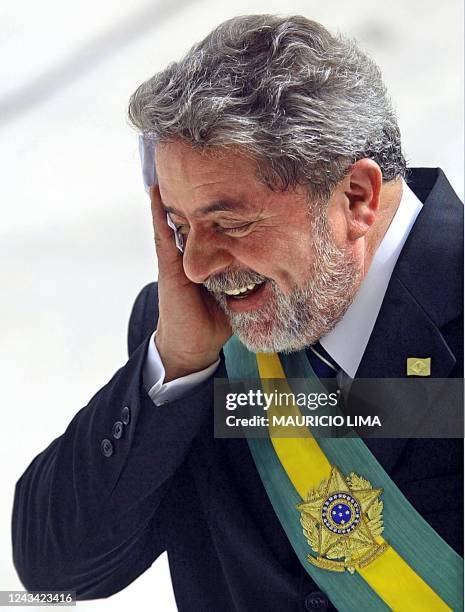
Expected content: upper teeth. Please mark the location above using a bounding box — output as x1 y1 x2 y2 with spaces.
223 282 262 296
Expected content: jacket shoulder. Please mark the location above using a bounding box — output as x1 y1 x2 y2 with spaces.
127 282 159 356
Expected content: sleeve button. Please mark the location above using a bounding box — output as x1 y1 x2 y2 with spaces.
112 421 124 440
121 405 131 425
101 438 114 457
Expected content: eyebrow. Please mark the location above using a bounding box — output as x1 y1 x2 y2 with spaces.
161 199 249 218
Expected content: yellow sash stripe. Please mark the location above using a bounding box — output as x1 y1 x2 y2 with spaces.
256 352 450 612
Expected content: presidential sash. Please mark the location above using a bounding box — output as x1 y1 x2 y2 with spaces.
222 335 463 611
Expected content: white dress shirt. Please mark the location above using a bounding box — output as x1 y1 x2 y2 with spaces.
143 180 423 404
143 334 220 405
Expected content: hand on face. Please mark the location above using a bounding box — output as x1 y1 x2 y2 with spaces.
149 184 232 382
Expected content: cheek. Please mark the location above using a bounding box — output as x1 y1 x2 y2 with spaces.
325 204 348 248
230 238 270 270
230 227 314 281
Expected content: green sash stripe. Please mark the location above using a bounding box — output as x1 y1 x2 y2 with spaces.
222 336 464 611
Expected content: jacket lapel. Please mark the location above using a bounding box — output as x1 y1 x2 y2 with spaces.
357 168 462 379
355 275 456 379
352 168 462 472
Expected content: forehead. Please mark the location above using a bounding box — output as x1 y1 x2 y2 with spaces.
155 140 310 219
155 140 257 186
154 141 271 212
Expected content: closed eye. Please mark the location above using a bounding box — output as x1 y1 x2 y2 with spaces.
219 222 254 235
173 221 255 237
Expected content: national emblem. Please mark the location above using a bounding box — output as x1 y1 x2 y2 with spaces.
297 465 389 573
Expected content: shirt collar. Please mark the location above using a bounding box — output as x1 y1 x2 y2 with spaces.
319 179 423 378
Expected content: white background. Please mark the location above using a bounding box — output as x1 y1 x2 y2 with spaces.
1 1 463 610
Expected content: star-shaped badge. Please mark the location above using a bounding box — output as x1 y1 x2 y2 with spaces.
297 465 388 573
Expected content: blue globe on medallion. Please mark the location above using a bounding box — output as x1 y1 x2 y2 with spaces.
321 492 361 535
332 503 352 524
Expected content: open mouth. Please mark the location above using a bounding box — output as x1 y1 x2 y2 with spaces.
222 280 268 313
222 281 265 299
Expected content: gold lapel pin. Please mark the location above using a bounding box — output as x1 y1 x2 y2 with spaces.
406 357 431 376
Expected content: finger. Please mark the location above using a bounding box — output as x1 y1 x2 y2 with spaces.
149 184 183 270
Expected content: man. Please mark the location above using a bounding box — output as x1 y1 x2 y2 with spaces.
12 14 463 611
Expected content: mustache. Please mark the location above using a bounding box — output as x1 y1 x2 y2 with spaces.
203 269 268 293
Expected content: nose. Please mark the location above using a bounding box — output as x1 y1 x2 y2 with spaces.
182 229 234 284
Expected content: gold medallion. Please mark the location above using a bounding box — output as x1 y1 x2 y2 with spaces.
297 466 389 573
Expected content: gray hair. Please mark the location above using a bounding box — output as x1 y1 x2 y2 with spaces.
128 14 406 200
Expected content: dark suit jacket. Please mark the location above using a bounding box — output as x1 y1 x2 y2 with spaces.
11 168 463 612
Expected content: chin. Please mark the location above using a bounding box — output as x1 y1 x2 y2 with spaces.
231 319 320 354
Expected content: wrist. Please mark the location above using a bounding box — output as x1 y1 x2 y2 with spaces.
154 333 220 383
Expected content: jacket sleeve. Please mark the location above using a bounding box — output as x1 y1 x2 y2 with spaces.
11 282 215 599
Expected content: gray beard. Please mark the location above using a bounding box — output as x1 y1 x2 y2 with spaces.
203 214 362 353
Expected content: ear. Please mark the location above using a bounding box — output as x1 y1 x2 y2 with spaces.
341 159 382 241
